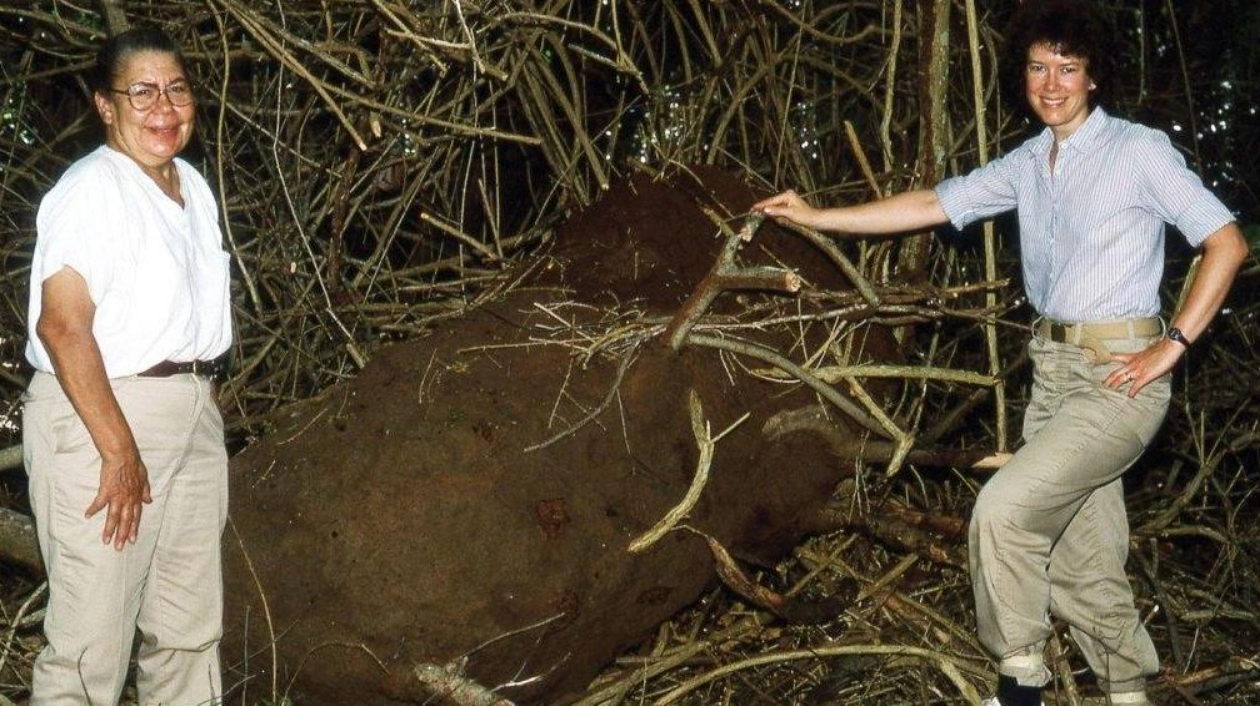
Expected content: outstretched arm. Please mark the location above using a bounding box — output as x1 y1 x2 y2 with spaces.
753 188 950 235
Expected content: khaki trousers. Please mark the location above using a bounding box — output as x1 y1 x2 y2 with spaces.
969 333 1166 694
23 372 228 705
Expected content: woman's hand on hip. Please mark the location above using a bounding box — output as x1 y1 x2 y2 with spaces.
1106 339 1184 398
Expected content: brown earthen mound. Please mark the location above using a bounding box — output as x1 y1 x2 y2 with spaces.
223 166 889 704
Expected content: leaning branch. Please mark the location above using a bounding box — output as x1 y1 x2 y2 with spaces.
662 213 800 351
628 390 749 553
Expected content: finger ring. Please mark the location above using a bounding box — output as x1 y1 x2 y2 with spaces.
1125 372 1134 382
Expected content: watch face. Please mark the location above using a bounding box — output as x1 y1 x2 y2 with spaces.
1168 327 1190 346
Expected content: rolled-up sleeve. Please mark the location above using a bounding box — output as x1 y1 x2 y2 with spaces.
1173 193 1238 245
1134 131 1236 246
934 155 1022 231
35 172 116 302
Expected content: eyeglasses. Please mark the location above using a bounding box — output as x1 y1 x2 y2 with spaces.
108 81 195 111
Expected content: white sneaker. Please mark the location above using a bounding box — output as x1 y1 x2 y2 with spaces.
983 685 1145 706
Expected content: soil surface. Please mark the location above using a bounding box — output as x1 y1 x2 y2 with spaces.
222 165 893 704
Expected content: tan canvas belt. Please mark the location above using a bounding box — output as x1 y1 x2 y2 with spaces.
1034 317 1162 364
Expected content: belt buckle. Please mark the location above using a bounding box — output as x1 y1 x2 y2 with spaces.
190 358 224 380
206 356 227 381
1049 322 1068 343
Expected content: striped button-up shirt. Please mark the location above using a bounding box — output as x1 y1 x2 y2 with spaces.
935 108 1235 322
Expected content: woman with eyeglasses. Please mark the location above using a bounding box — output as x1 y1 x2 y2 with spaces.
22 26 231 705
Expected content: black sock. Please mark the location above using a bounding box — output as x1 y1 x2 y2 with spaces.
996 674 1042 705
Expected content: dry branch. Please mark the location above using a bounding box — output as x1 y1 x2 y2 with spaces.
650 641 985 706
414 660 514 706
96 0 128 34
662 212 800 351
0 445 20 471
701 530 854 626
0 508 40 575
685 333 889 440
629 389 749 554
812 503 966 570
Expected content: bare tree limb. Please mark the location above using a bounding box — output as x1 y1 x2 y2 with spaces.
98 0 129 34
0 507 42 576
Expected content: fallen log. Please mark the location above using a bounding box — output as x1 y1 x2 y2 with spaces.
0 506 41 575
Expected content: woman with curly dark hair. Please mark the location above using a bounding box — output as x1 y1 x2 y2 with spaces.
755 1 1248 704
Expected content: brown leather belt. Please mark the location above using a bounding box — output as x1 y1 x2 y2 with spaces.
138 356 229 380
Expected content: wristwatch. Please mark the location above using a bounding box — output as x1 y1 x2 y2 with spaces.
1167 327 1192 348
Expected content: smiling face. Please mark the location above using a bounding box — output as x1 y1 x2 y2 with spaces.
93 49 195 173
1025 42 1096 141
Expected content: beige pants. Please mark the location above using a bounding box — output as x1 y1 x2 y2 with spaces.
969 333 1166 694
23 372 228 705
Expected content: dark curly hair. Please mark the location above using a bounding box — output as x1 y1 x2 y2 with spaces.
1003 0 1119 110
89 26 188 94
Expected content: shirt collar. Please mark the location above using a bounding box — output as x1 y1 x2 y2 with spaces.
1061 107 1109 152
1030 107 1110 158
